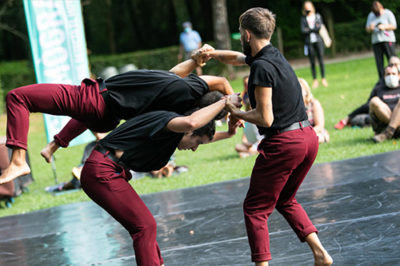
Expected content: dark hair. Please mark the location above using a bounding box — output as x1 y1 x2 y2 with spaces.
197 91 228 120
372 1 383 16
239 7 276 40
193 120 216 140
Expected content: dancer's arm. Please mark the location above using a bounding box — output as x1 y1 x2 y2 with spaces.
169 59 201 78
170 44 215 78
199 75 234 95
167 94 241 133
202 50 247 66
226 86 274 127
211 116 240 142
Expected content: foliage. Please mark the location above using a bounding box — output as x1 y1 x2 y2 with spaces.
2 0 400 62
1 55 399 217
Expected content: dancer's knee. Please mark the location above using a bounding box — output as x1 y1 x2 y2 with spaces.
131 215 157 241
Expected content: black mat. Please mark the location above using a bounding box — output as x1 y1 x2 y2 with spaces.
1 151 400 265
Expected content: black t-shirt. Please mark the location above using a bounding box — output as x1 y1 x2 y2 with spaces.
245 44 307 135
370 82 400 110
99 111 184 172
104 70 209 119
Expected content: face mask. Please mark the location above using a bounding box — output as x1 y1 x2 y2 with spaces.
384 74 399 88
305 10 311 15
184 27 192 33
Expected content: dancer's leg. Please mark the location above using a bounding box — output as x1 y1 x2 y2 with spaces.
305 233 333 266
81 150 164 265
1 82 101 184
41 119 88 163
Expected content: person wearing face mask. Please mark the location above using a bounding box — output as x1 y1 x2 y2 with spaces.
369 65 400 142
335 56 400 130
301 1 328 89
178 21 203 75
366 1 397 79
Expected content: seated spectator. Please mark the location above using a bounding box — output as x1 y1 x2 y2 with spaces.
149 154 188 178
299 78 330 143
335 56 400 129
370 65 400 142
235 76 263 158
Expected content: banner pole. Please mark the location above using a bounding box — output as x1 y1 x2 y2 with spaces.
50 156 58 184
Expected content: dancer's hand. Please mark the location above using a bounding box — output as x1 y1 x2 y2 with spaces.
227 114 241 135
191 44 215 66
226 93 242 109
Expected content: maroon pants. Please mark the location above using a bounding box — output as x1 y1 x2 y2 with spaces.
81 150 164 266
244 126 318 262
5 79 117 149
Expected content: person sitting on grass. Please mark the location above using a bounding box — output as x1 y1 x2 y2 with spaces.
298 78 330 143
334 56 400 130
235 75 263 158
370 65 400 142
80 95 241 266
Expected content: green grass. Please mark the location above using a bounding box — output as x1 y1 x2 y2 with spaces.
0 55 399 217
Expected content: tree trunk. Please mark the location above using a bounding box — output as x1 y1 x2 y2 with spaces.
211 0 234 77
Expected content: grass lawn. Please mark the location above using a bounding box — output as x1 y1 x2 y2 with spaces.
0 55 399 217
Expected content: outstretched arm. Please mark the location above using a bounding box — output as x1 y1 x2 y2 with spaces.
169 59 200 78
167 94 241 133
170 44 215 78
202 50 247 66
199 75 234 95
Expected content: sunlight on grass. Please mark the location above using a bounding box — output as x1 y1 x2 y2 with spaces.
0 55 399 217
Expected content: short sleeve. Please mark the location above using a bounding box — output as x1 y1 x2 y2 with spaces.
184 74 209 97
146 111 183 138
250 61 274 88
179 33 184 44
101 111 182 149
387 10 397 27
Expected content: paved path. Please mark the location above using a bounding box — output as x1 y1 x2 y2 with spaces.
289 50 374 69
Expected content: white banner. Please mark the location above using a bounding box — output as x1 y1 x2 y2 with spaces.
23 0 94 146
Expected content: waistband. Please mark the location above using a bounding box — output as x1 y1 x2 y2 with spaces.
264 120 311 138
96 79 122 122
96 78 106 91
95 144 130 170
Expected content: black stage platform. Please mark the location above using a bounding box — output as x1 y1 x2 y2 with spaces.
1 151 400 265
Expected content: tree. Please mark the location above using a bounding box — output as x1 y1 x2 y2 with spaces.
211 0 234 77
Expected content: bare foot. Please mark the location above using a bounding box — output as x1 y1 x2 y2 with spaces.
0 162 31 184
314 250 333 266
312 79 319 89
321 78 328 87
40 141 60 163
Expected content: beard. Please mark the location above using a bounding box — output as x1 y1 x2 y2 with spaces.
241 36 252 56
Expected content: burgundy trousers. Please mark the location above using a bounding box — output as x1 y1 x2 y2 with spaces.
81 149 164 266
5 79 117 150
244 126 318 262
